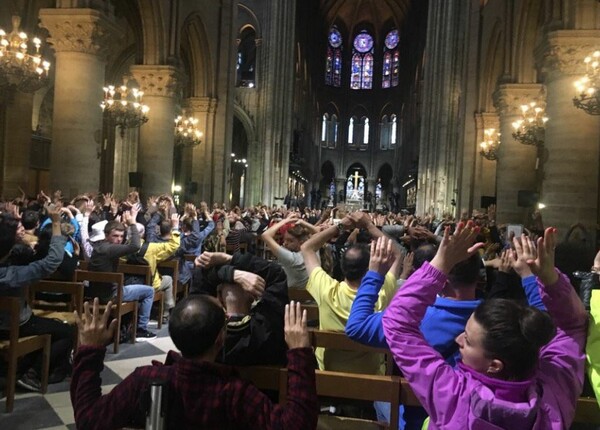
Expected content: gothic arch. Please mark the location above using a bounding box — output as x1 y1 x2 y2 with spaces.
233 103 256 145
136 0 168 64
514 0 544 83
238 4 262 40
479 18 504 110
181 13 214 97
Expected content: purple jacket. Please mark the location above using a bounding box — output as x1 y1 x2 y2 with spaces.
382 262 587 430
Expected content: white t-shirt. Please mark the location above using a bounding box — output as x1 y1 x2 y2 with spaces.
277 247 317 289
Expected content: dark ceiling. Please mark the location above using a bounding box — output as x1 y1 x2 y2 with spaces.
319 0 412 35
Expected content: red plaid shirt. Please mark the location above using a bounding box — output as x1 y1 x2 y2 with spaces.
71 345 318 430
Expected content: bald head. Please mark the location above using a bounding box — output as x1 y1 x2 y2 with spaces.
168 295 226 358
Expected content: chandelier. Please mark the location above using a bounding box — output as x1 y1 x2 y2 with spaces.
511 102 548 146
100 80 149 137
573 51 600 115
174 115 203 147
0 16 51 92
479 128 500 161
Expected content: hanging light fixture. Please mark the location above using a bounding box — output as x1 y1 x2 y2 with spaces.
479 128 500 161
511 102 548 146
174 115 203 147
100 78 149 137
573 51 600 115
0 16 51 92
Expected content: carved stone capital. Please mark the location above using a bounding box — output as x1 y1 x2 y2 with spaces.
535 30 600 79
39 8 121 58
475 112 500 131
129 65 182 98
185 97 218 114
493 84 545 116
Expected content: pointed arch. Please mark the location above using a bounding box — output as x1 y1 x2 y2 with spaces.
181 13 214 97
137 0 168 64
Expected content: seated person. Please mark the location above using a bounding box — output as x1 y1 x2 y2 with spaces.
0 209 73 390
382 224 586 430
70 297 318 430
261 211 318 290
88 206 156 341
300 212 402 374
192 250 288 365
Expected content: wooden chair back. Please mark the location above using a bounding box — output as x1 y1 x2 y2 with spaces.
158 259 180 298
117 263 152 285
288 288 314 303
29 280 84 313
0 297 50 412
74 270 136 353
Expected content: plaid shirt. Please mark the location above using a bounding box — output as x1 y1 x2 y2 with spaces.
71 345 318 430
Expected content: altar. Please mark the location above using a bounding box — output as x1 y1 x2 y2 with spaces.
345 171 364 211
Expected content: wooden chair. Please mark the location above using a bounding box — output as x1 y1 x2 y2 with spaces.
288 288 315 303
157 259 179 304
0 297 50 412
29 280 84 350
309 329 394 375
74 270 137 354
315 370 401 430
574 396 600 424
302 303 320 325
117 263 165 329
177 254 196 299
236 365 288 402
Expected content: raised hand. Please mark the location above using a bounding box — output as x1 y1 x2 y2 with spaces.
511 234 535 278
284 301 309 349
195 251 232 269
400 251 414 280
369 236 395 276
171 213 180 229
233 270 266 299
498 249 513 274
74 298 117 347
430 221 484 275
524 227 558 286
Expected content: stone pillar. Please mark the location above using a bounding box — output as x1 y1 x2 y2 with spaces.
257 0 297 205
417 0 471 216
130 65 180 197
492 84 543 224
536 30 600 237
186 97 218 204
39 8 119 197
2 90 33 197
473 112 499 209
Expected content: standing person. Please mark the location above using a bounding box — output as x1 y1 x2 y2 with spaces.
382 224 587 429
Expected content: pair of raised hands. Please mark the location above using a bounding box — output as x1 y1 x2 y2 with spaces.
75 299 310 350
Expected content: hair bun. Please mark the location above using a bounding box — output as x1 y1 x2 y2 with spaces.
519 307 555 349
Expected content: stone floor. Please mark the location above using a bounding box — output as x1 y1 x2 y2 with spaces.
0 321 174 430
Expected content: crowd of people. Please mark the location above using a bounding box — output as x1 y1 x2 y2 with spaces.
0 187 599 429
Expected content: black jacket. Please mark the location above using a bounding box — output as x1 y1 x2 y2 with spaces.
192 252 289 366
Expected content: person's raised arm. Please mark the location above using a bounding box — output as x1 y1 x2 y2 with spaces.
346 237 395 347
261 212 297 257
300 215 353 275
511 236 545 310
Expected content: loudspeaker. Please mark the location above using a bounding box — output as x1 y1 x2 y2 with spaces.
480 196 496 209
128 172 143 188
517 190 539 207
187 181 198 194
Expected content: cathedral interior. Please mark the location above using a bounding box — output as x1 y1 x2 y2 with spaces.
0 0 598 241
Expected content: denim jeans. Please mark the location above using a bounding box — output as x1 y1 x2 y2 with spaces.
375 401 428 430
121 284 154 331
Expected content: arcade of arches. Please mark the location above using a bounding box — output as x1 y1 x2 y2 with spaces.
1 0 600 241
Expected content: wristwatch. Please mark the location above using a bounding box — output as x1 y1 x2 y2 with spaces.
336 223 345 233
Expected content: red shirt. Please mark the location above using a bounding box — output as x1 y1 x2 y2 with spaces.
71 345 318 430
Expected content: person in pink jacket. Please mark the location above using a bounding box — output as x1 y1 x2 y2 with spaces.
382 222 587 429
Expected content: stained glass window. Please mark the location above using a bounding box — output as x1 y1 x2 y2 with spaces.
321 114 328 143
325 27 342 87
348 117 355 144
390 114 397 145
363 117 369 144
351 31 374 90
380 114 397 149
382 29 400 88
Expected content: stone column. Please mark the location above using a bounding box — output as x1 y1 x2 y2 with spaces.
2 90 33 197
186 96 218 204
492 84 543 224
39 8 119 196
130 65 180 197
473 112 499 210
536 30 600 236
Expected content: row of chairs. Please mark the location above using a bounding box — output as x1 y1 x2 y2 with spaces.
238 328 600 429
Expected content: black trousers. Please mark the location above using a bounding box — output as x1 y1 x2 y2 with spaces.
15 315 73 375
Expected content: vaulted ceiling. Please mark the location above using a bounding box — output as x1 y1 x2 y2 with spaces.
319 0 412 35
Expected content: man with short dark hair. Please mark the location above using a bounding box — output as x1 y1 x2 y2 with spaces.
89 206 156 340
70 297 318 430
300 212 401 374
